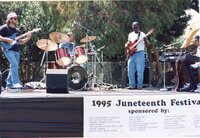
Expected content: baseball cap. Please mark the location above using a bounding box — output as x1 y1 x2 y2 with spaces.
7 12 18 20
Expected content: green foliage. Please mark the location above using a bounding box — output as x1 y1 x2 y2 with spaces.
69 0 193 60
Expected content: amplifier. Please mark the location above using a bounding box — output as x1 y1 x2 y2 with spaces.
46 69 68 94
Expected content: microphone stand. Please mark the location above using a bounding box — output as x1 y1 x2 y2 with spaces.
73 21 93 34
159 39 186 92
160 45 169 91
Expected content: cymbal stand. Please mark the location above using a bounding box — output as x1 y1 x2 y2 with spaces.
89 43 116 90
34 43 49 89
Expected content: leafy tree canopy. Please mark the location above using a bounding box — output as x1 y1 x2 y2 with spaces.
0 0 198 81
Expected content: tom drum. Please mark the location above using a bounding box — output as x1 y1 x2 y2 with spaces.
56 48 72 66
74 46 88 64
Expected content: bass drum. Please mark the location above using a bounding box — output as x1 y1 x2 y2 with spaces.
68 66 88 90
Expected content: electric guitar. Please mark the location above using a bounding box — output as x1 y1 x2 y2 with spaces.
126 28 154 58
1 28 41 50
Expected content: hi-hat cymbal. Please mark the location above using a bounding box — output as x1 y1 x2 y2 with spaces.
166 46 178 50
36 39 58 51
87 52 99 55
49 32 70 43
80 36 96 43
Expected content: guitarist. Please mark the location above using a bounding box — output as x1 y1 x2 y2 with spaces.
0 12 32 89
125 21 149 90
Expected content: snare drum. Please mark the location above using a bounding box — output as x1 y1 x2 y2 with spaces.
48 61 61 69
74 46 88 64
56 48 72 66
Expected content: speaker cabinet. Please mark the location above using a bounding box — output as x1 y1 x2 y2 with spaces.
46 69 68 93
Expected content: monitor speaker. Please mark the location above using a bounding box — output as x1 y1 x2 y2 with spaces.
46 69 68 93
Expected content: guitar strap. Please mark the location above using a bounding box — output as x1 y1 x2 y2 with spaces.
135 31 141 48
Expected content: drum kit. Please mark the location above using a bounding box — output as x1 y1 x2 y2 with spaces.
36 32 102 90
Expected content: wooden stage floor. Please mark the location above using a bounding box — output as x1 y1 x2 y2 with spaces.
0 87 199 138
0 87 193 98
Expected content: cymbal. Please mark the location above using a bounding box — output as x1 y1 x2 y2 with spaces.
36 39 58 51
80 36 96 43
166 46 178 50
49 32 70 43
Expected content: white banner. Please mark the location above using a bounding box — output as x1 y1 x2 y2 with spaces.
84 94 200 137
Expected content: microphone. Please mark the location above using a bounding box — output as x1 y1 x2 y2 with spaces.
97 45 106 52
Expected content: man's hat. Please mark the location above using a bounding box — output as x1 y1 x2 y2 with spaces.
7 12 18 20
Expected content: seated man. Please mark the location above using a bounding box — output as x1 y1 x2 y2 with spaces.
176 35 200 92
56 32 76 67
59 32 76 59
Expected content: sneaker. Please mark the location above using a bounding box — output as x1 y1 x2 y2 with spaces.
194 87 200 93
4 87 20 92
126 86 136 90
12 83 23 89
180 85 197 92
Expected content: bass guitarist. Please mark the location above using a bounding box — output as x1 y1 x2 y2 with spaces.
0 12 32 89
125 21 150 90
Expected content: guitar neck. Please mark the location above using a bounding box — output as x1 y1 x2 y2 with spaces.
15 31 31 40
15 28 41 40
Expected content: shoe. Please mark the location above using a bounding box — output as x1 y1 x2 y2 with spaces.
137 87 143 90
194 87 200 93
180 85 197 92
12 83 23 89
4 87 20 92
126 86 136 90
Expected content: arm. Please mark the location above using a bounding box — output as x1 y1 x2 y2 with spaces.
0 35 15 44
125 33 131 49
125 41 131 49
18 32 32 45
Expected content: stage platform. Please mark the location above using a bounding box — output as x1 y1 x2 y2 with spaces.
0 88 199 137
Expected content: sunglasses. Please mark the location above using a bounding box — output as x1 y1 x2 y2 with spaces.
11 18 18 20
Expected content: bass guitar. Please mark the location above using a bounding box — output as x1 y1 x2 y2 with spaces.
126 28 154 58
1 28 41 50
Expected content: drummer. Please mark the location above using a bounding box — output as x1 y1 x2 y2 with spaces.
59 31 76 59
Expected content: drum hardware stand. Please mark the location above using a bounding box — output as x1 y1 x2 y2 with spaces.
159 45 170 91
89 43 117 90
73 21 116 90
33 44 50 89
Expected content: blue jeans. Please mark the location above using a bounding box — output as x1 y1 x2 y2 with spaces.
127 51 145 88
3 50 20 88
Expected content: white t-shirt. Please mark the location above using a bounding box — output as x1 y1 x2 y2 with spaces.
128 31 146 52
